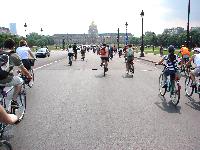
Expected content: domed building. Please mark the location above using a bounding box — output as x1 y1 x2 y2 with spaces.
88 21 98 44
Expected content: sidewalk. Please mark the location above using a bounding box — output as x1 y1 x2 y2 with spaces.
134 52 162 63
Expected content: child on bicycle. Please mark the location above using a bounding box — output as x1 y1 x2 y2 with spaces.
156 45 180 88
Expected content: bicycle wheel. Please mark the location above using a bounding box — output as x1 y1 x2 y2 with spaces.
185 76 194 97
28 69 34 87
170 81 180 106
159 74 167 96
130 64 134 74
15 88 26 121
0 140 12 150
103 65 106 76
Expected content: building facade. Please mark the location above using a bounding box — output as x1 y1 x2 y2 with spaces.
9 23 17 35
52 21 132 45
0 27 10 34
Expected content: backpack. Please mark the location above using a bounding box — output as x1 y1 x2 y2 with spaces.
0 51 14 80
127 48 133 57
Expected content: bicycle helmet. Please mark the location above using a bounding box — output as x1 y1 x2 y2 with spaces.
194 47 200 53
168 45 175 53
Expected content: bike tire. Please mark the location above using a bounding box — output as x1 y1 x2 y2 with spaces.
28 69 34 88
159 74 167 96
69 60 72 66
103 66 106 77
0 140 13 150
16 89 26 121
170 81 180 106
185 76 194 97
131 64 134 74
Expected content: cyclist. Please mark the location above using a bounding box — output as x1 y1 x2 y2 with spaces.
125 44 134 74
72 43 77 60
16 40 36 71
100 44 109 72
186 46 200 87
109 45 114 60
156 45 180 88
178 44 190 69
81 46 86 60
0 39 32 108
67 45 74 64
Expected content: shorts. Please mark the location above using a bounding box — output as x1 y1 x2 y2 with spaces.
127 56 134 62
22 59 31 70
101 57 109 61
192 67 200 77
68 53 73 57
182 55 189 62
0 76 23 87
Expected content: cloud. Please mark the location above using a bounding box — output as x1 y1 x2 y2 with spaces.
0 0 199 37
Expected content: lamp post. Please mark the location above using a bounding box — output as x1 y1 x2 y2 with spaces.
152 32 156 52
140 10 145 57
186 0 191 49
40 28 43 36
24 23 27 37
125 22 128 45
117 28 120 51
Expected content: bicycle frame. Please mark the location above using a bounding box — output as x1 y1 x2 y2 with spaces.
0 86 14 137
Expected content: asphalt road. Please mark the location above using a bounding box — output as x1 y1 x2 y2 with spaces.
4 51 200 150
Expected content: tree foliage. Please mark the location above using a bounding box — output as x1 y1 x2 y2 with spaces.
0 32 54 48
129 27 200 48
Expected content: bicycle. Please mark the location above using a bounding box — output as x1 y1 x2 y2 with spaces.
127 60 134 75
0 83 26 149
81 50 85 61
28 59 35 87
100 60 108 77
158 64 181 106
68 53 73 66
185 69 200 99
179 57 190 76
0 140 12 150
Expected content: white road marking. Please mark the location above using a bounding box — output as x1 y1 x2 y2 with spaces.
33 59 62 71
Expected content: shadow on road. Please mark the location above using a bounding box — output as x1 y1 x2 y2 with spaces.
122 74 133 78
95 74 111 78
185 96 200 111
154 94 181 114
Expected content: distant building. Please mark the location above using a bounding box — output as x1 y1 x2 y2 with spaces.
191 27 200 31
9 23 17 34
0 27 10 34
53 21 132 45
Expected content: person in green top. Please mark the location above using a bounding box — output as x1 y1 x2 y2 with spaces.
0 38 32 108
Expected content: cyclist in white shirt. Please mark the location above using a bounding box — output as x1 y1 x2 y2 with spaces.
186 46 200 86
16 40 35 71
67 45 74 64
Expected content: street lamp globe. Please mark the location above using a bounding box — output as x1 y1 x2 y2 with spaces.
140 10 144 18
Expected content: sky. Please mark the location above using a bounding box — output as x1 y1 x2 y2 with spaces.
0 0 200 37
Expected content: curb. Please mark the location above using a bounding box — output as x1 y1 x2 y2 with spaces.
134 56 157 64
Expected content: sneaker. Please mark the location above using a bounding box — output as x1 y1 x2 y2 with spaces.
11 100 19 108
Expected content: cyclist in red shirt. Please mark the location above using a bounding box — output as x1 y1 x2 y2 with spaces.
100 44 109 72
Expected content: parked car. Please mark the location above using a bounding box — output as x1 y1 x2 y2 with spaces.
35 48 50 58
